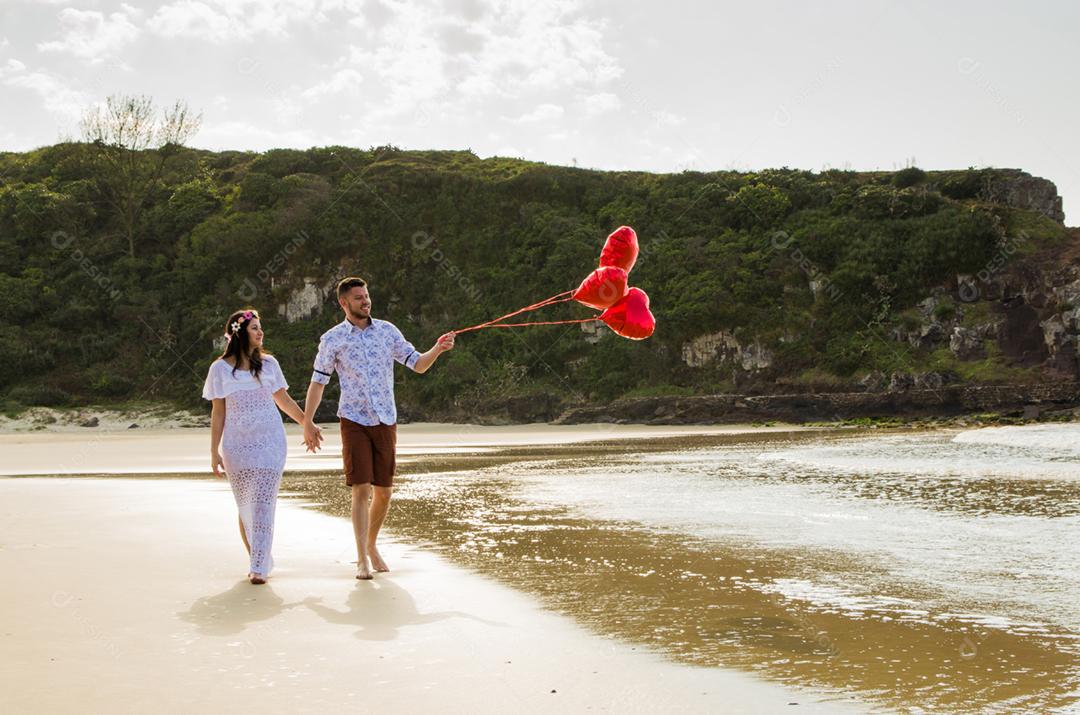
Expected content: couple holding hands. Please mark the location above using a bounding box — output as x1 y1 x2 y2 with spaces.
202 276 455 583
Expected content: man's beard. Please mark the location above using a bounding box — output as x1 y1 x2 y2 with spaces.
349 306 371 321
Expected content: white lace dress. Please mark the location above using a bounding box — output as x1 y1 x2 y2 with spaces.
202 355 290 577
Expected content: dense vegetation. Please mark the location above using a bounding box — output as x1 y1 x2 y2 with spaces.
0 142 1070 417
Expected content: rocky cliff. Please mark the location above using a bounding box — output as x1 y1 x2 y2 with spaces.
982 170 1065 223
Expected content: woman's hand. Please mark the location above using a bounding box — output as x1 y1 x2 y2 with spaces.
303 421 323 453
211 452 225 478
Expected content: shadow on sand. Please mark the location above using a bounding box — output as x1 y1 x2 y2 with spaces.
178 579 296 636
303 575 503 640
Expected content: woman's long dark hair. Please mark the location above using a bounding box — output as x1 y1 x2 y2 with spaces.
219 308 269 381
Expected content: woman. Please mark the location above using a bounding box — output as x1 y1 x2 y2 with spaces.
202 309 319 584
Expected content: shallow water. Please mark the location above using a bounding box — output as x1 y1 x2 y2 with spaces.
286 424 1080 713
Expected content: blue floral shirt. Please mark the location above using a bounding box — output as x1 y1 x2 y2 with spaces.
311 318 420 426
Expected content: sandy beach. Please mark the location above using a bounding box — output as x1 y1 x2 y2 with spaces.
0 477 857 713
7 422 1075 711
0 421 817 476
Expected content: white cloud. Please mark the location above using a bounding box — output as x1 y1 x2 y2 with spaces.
335 0 621 132
147 1 235 42
147 0 325 43
342 3 451 120
0 59 27 76
583 92 621 116
514 103 563 123
271 95 304 124
652 109 686 128
301 67 363 99
315 0 368 16
3 69 91 120
457 2 622 98
37 7 141 61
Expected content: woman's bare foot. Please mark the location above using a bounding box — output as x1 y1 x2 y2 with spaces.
356 558 373 580
249 574 266 585
368 545 390 572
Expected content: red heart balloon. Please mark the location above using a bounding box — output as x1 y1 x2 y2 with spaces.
572 265 628 310
599 287 655 340
599 225 639 274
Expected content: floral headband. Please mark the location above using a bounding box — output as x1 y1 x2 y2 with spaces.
225 310 256 339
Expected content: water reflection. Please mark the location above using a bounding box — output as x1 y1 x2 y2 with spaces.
283 427 1080 713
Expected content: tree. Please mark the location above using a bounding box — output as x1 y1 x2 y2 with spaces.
80 94 201 257
893 166 927 189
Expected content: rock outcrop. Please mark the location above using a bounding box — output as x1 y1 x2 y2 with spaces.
984 170 1065 223
681 331 773 371
1040 314 1080 375
950 321 1001 360
580 319 603 345
278 277 334 323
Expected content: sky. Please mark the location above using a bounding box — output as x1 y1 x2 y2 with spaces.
1 0 1076 224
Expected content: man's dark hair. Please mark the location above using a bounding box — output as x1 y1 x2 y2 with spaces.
336 276 367 298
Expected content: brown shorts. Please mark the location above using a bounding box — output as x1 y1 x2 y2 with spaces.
340 419 397 488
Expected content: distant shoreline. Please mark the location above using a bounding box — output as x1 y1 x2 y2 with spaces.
0 421 827 477
3 381 1079 434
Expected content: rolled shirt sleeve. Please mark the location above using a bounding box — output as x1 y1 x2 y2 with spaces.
390 326 421 372
311 335 337 384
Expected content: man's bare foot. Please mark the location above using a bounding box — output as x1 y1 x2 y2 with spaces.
368 545 390 572
356 558 373 580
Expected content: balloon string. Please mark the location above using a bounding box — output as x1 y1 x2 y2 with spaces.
473 316 601 329
453 290 576 334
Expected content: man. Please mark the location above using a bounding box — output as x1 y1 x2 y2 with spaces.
302 276 454 580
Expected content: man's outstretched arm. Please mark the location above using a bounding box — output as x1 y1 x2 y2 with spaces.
412 332 455 374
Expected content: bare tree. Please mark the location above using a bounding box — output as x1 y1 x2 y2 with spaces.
81 95 202 257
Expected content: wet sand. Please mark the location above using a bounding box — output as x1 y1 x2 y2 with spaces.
286 442 1080 714
0 477 857 713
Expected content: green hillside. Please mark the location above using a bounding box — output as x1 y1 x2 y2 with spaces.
0 143 1072 418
